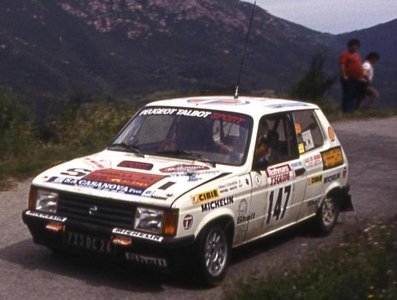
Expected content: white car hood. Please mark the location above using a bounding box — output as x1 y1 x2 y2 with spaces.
32 150 231 207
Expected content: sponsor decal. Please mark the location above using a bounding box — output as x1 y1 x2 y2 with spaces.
308 175 323 185
210 112 246 125
167 170 220 179
84 157 110 169
321 147 343 170
295 123 302 135
159 164 210 173
324 173 341 183
218 180 243 193
142 189 169 200
238 199 248 216
112 228 163 242
85 169 163 188
201 196 234 212
26 210 67 222
290 161 303 169
237 213 255 224
304 153 323 169
139 107 212 118
150 194 168 200
50 169 165 196
302 130 315 151
125 252 167 268
60 168 91 177
118 161 153 170
266 164 292 186
298 143 305 154
53 176 144 195
192 189 220 205
183 215 193 230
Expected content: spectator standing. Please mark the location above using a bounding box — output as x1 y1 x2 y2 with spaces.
357 52 380 109
339 39 363 113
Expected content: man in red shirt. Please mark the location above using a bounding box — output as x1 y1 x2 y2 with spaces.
339 39 364 113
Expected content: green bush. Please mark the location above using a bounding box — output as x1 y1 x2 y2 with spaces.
0 88 36 158
0 97 136 188
55 101 136 155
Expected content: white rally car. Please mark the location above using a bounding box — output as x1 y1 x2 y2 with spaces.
23 96 352 286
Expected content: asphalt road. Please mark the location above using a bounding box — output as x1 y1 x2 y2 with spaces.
1 117 396 300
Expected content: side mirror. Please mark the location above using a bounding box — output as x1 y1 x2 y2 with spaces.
253 156 269 171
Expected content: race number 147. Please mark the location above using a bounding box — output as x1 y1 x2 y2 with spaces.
266 185 292 224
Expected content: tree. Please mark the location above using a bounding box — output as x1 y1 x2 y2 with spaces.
288 52 336 102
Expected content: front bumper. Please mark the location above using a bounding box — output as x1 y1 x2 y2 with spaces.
22 210 195 270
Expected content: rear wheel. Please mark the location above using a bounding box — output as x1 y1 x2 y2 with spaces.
195 225 230 287
314 193 340 235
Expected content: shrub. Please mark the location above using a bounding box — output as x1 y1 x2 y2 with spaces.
0 88 36 158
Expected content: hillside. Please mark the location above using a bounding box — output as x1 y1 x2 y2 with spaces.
0 0 395 112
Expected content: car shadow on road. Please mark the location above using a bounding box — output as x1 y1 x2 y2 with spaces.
0 239 184 293
0 219 353 292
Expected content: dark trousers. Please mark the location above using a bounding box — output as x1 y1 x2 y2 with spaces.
341 79 363 113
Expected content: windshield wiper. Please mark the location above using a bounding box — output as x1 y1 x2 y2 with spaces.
156 149 216 167
156 149 196 158
108 142 144 157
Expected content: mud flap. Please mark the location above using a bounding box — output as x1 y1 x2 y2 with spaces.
340 185 354 212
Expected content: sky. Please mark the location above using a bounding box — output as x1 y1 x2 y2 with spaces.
254 0 397 34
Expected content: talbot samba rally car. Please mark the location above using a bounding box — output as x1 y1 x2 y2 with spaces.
23 96 352 286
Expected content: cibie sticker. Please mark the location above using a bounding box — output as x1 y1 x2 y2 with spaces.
183 215 193 230
191 189 220 205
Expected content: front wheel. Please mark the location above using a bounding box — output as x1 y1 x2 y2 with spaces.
314 194 340 236
195 225 230 287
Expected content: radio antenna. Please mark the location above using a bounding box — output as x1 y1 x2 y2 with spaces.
234 1 257 99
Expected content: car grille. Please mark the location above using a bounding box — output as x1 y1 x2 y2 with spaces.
57 193 135 228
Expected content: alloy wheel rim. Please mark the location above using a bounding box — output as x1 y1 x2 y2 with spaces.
204 229 227 277
322 197 336 226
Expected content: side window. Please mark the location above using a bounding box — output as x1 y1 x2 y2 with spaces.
293 110 325 154
254 113 298 166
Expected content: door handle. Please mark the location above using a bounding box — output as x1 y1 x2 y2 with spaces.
295 167 306 177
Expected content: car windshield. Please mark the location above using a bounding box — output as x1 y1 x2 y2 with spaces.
110 106 253 165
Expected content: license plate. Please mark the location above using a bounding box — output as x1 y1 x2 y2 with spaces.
64 231 112 253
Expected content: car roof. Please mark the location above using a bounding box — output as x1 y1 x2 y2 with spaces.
146 96 319 119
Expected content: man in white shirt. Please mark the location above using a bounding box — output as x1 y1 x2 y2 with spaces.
358 52 380 109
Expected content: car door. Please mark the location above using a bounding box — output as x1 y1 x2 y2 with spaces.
246 112 307 241
292 109 328 218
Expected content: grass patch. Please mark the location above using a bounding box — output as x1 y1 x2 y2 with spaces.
224 218 397 300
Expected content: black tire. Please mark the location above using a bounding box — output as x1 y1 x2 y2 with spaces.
195 225 230 287
314 193 340 236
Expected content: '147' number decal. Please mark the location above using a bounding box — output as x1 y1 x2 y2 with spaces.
266 185 292 224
